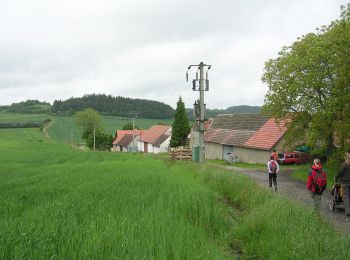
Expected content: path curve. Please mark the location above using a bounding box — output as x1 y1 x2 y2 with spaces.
223 165 350 234
42 118 54 139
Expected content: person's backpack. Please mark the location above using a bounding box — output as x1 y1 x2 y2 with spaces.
313 170 327 194
269 161 278 173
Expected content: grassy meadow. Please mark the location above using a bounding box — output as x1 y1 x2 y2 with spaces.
1 128 350 258
47 115 173 144
0 112 172 143
0 112 50 124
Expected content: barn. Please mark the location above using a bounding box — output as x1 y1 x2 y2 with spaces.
204 114 287 164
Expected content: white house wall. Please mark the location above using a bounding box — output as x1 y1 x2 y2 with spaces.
234 147 270 164
159 136 171 153
205 142 223 159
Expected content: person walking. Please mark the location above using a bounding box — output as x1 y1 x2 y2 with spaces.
271 149 279 162
335 150 350 216
306 159 327 211
267 156 279 191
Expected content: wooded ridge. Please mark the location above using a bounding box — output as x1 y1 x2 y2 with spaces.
0 95 262 119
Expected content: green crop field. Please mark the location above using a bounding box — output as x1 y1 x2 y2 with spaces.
0 112 50 124
47 115 173 144
0 112 173 143
1 128 350 259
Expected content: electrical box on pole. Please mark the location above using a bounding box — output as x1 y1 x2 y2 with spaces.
186 62 211 163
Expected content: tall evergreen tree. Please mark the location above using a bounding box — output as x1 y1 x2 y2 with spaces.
170 97 191 147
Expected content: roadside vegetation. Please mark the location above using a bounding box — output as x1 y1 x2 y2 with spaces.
1 128 349 259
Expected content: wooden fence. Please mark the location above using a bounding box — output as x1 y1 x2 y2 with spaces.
170 148 192 160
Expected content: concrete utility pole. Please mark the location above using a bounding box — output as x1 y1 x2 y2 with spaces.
187 62 211 163
132 115 135 152
123 111 137 152
93 127 96 151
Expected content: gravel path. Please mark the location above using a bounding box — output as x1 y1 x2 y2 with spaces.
223 165 350 234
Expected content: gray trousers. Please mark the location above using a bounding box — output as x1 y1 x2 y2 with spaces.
343 184 350 215
311 193 322 211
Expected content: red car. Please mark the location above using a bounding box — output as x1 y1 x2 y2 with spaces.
278 151 312 165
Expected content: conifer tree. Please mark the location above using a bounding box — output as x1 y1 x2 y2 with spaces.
170 97 191 147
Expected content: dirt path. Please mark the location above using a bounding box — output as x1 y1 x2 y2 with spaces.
42 118 54 139
223 165 350 234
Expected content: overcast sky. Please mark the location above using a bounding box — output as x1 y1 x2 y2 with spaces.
0 0 348 109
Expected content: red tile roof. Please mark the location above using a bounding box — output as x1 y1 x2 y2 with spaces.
204 118 214 130
243 118 287 150
112 130 142 145
140 125 171 144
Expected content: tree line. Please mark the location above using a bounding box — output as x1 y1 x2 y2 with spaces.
0 100 50 114
51 94 175 119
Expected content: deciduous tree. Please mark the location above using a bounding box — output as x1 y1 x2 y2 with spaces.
75 108 112 150
262 4 350 157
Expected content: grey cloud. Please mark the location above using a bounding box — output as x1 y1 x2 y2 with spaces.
0 0 347 108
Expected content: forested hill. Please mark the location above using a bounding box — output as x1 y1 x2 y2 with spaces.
51 94 175 119
186 105 261 119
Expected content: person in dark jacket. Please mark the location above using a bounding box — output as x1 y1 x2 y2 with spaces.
307 158 327 211
335 150 350 216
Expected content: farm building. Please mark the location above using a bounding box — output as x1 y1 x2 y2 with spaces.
112 130 142 152
138 125 172 154
204 114 287 164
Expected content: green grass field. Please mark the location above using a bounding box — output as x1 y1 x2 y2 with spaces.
0 112 50 124
0 112 172 144
1 128 350 259
47 115 173 144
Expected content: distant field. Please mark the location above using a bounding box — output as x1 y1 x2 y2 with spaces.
0 112 173 143
0 112 50 124
1 128 350 259
48 115 173 143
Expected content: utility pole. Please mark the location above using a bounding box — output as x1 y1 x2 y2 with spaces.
93 127 96 151
132 115 135 152
187 62 211 163
123 111 137 152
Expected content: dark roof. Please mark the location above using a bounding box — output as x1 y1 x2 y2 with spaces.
210 114 269 131
116 134 134 147
112 130 142 144
205 128 252 146
153 134 170 147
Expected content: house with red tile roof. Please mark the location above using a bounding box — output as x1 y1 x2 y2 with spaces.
204 114 288 163
112 129 142 152
139 125 172 153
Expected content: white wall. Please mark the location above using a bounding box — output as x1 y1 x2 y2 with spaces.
205 142 223 159
233 147 270 164
159 136 171 153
